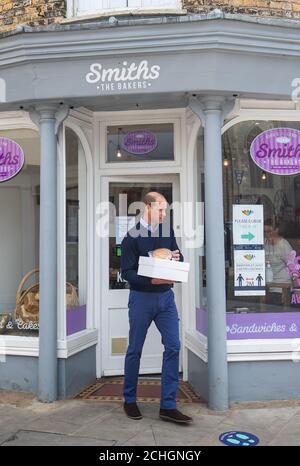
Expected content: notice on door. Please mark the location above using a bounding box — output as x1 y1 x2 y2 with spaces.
233 205 265 296
115 216 136 245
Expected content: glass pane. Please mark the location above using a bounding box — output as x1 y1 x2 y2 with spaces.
0 129 40 336
222 121 300 327
65 128 87 335
194 128 207 336
107 124 174 163
109 182 173 289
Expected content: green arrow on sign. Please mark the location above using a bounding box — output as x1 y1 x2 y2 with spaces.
241 232 255 241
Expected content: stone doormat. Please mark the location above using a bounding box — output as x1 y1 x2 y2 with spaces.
75 377 202 403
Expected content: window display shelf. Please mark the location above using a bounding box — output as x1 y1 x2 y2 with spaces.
0 329 98 359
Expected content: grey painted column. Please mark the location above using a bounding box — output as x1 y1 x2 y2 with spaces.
38 105 58 402
190 96 232 410
203 98 228 410
30 103 68 402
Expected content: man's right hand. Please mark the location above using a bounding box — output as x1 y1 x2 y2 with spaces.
151 278 176 285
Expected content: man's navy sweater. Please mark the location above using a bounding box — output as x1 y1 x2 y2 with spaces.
121 222 183 292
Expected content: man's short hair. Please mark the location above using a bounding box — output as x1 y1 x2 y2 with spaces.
143 192 166 206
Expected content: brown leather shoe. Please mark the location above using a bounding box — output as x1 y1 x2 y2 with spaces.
124 402 143 420
159 408 193 424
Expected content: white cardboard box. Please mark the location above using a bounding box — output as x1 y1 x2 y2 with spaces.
138 256 190 283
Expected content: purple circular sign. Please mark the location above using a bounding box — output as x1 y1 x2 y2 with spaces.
0 137 25 182
250 127 300 176
122 130 157 155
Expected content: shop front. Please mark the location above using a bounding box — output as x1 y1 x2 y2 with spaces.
0 13 300 408
193 110 300 403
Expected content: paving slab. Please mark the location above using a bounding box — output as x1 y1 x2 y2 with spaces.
25 401 120 435
1 430 116 447
1 392 300 446
120 428 158 446
0 432 18 446
72 407 151 444
218 405 300 445
111 402 227 447
268 411 300 446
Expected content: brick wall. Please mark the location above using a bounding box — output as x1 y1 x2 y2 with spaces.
0 0 66 33
183 0 300 19
0 0 300 34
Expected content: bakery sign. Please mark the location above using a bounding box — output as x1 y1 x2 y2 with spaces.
250 127 300 175
0 137 25 183
85 59 160 93
122 130 157 155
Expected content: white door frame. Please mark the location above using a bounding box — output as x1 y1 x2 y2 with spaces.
97 174 183 377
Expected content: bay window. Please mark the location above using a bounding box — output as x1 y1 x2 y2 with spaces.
222 120 300 341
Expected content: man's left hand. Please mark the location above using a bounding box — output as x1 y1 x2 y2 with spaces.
171 250 181 261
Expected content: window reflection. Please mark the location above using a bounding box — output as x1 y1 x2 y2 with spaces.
0 129 40 336
65 128 87 335
109 182 173 290
223 121 300 313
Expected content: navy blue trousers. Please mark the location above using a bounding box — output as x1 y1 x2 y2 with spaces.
124 289 180 409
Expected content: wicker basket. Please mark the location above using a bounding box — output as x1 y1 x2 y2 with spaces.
14 269 79 324
65 282 80 309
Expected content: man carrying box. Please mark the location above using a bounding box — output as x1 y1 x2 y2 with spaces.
121 191 193 424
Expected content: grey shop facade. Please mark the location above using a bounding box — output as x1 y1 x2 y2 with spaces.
0 13 300 409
